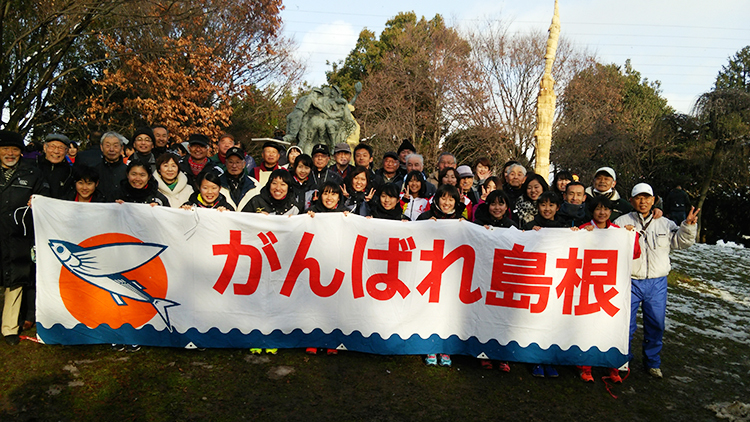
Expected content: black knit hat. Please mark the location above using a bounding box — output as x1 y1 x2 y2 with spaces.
0 130 24 149
397 139 416 155
133 127 155 143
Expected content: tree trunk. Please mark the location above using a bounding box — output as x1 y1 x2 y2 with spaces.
695 139 723 243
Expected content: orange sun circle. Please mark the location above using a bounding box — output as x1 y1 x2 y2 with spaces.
59 233 169 329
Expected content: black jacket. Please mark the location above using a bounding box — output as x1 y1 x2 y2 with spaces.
114 179 170 206
368 196 405 220
1 159 48 288
36 155 73 199
524 214 568 230
417 199 466 220
242 187 299 215
94 158 127 202
182 191 234 211
472 203 517 228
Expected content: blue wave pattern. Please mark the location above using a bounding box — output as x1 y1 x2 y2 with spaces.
38 323 627 367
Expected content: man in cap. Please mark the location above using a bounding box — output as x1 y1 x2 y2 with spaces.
131 127 156 166
584 167 633 221
219 146 259 211
251 140 284 184
0 130 47 345
396 139 416 171
37 133 74 199
310 143 342 188
372 151 405 190
179 134 222 188
329 142 354 180
614 183 700 379
94 131 129 201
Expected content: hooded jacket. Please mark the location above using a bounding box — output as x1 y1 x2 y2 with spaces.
182 191 234 211
154 171 194 209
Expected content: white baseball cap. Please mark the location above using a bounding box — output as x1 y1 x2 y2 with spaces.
631 183 654 197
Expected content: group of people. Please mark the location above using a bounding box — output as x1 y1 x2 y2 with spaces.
0 128 699 382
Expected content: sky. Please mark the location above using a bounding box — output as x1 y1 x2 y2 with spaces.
280 0 750 114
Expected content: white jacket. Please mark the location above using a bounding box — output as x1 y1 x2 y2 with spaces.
614 211 696 280
154 172 194 208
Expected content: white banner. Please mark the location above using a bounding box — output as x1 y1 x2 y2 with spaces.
33 195 633 366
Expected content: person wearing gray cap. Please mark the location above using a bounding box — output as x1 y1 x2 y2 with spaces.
37 133 74 199
614 183 700 379
584 166 633 220
329 142 354 180
0 130 48 345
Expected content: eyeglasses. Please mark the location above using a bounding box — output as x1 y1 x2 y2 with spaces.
45 144 68 152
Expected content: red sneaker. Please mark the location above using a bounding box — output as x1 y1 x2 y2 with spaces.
305 347 318 354
480 360 493 370
609 368 622 383
579 366 594 382
326 348 338 355
497 362 511 373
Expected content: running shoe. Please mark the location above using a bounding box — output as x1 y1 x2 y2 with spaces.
609 367 623 383
480 360 493 370
439 354 452 367
532 365 545 377
579 366 594 382
497 362 511 373
425 354 438 366
305 347 318 354
648 367 663 379
544 365 559 378
265 348 278 355
249 348 262 354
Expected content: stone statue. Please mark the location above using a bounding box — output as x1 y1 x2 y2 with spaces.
284 83 362 156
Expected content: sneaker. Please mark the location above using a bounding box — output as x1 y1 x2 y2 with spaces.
425 354 438 366
439 354 452 367
497 362 511 373
532 365 545 378
127 344 141 352
305 347 318 354
265 348 278 355
579 366 594 382
544 365 559 378
480 360 493 370
111 344 126 352
326 348 338 355
648 367 663 379
4 335 20 346
619 361 629 372
609 368 623 383
249 348 262 354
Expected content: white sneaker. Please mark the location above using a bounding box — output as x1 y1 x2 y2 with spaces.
648 367 663 379
618 361 629 372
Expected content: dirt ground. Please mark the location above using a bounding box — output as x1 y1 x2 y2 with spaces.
0 328 747 421
2 269 749 421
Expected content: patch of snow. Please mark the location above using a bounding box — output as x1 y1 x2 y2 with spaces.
716 240 745 249
666 243 750 344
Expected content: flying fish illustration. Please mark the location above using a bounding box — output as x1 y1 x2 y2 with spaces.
49 239 180 332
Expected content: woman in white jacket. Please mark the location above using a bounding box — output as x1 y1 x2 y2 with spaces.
153 153 194 208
